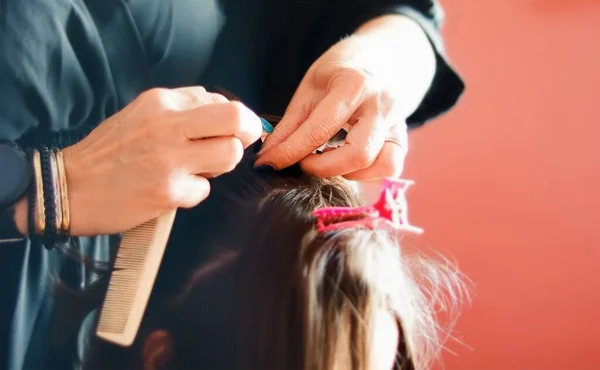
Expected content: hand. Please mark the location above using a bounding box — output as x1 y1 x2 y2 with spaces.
255 15 435 180
57 87 262 236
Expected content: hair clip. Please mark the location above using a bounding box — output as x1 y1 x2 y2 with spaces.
313 178 423 234
314 123 352 154
260 118 274 134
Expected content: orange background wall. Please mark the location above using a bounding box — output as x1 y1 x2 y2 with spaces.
368 1 600 369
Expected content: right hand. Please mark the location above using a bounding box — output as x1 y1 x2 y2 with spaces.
59 86 262 236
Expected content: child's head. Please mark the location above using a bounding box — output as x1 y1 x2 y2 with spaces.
75 138 463 370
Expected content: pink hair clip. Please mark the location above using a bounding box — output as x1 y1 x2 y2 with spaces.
313 178 423 234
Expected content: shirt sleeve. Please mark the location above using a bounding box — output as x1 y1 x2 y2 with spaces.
270 1 465 129
0 0 151 148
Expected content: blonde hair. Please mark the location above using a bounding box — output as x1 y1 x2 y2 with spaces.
300 220 467 370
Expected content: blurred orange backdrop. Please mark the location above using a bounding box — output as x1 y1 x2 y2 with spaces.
366 1 600 369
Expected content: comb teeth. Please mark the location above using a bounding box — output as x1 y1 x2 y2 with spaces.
97 220 156 332
96 210 176 346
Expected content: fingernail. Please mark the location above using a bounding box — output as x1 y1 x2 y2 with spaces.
254 164 275 173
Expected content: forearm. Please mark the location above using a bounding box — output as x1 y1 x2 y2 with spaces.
351 14 437 120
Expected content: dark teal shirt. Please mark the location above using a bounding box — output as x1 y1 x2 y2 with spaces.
0 1 463 369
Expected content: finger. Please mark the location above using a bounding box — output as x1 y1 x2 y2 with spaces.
259 81 313 154
342 141 408 181
257 86 365 170
173 86 229 105
298 100 384 177
172 175 211 209
182 136 244 175
138 87 228 114
299 118 383 177
181 101 262 147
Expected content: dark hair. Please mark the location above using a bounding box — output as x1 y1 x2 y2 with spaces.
54 104 465 370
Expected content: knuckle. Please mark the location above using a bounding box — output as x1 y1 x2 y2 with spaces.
161 172 211 209
223 101 247 133
377 92 395 115
142 88 171 106
220 137 244 171
307 122 334 147
380 155 404 177
340 67 369 96
269 142 296 169
162 175 184 208
193 182 211 205
351 146 376 168
194 86 207 95
184 87 207 103
279 152 297 169
206 92 228 104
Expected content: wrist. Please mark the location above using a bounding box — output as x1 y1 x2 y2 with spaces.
3 142 98 239
351 14 437 118
353 14 435 62
61 145 90 236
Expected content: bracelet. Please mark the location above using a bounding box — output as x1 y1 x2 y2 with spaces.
25 147 71 248
27 148 41 246
50 150 63 234
31 149 45 235
39 146 57 249
55 150 70 235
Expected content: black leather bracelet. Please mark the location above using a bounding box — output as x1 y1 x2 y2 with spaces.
39 146 57 249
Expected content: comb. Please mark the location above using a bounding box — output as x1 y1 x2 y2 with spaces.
96 209 177 346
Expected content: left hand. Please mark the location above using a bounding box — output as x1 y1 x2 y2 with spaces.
255 15 435 180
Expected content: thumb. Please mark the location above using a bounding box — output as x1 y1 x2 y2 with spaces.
258 83 313 155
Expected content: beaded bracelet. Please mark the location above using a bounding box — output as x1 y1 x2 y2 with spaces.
25 147 71 248
39 146 57 249
49 150 63 235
